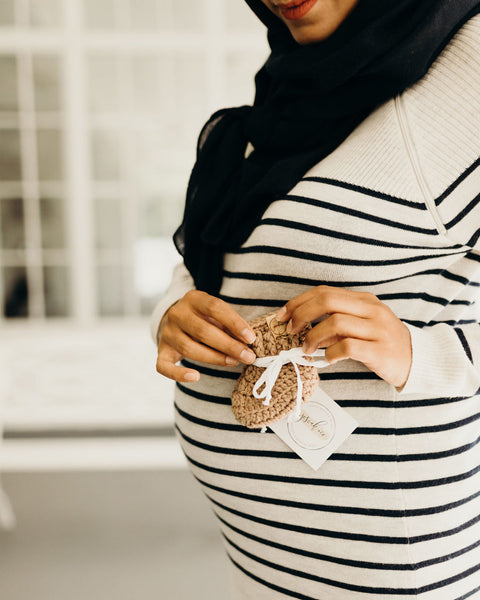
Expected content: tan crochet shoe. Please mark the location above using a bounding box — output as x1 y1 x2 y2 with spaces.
231 310 319 429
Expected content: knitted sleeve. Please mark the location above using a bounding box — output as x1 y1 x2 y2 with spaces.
395 14 480 398
149 261 195 345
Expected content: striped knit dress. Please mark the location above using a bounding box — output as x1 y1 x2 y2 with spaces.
152 15 480 599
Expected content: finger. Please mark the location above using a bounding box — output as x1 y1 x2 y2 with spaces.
276 286 378 324
204 315 227 330
163 328 251 367
181 314 257 364
275 288 321 322
156 344 200 383
302 313 379 354
195 294 256 344
324 337 378 368
287 290 378 334
164 315 256 365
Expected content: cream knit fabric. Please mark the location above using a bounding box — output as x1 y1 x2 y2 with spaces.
152 15 480 599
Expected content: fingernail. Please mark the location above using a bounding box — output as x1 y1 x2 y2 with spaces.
225 356 239 366
286 320 293 334
302 344 312 355
184 372 199 382
276 306 287 321
240 349 256 363
242 328 256 344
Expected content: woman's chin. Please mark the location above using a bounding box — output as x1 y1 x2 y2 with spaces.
287 23 333 45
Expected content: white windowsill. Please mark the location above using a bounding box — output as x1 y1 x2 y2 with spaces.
0 318 175 432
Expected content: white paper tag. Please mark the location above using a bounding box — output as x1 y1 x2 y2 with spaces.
268 385 358 471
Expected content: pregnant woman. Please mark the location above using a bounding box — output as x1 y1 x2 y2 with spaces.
152 1 480 597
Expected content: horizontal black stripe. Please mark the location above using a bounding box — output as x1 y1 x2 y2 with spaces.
300 177 423 208
222 274 472 308
340 394 473 408
435 156 480 206
183 449 480 489
215 510 480 571
217 295 287 307
229 553 480 599
284 194 438 234
177 419 480 464
227 536 480 595
223 266 478 289
210 493 480 545
398 318 478 328
177 379 477 410
300 176 427 209
175 387 480 435
179 360 240 380
176 424 294 459
334 433 480 462
175 403 253 432
195 471 480 518
178 361 383 383
219 297 479 328
354 410 480 435
259 217 457 250
231 244 466 267
176 382 230 405
225 534 418 594
211 495 411 544
377 291 472 307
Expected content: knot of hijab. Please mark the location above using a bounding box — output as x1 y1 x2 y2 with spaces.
174 0 480 296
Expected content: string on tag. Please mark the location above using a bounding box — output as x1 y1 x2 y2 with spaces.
252 347 330 424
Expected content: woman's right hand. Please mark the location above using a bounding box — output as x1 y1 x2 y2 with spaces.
156 290 257 383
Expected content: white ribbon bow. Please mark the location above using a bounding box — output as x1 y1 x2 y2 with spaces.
252 347 330 422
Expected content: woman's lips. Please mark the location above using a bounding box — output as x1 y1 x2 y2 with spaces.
277 0 317 20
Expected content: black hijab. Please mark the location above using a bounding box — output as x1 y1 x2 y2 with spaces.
173 0 480 296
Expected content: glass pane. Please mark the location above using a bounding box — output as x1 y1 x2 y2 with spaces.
134 236 179 313
225 2 265 33
37 129 63 180
163 0 204 31
91 130 121 180
33 55 61 112
226 53 262 106
0 0 15 25
165 55 207 148
97 265 124 315
29 0 62 27
130 0 159 29
84 0 117 29
0 129 21 180
131 56 160 113
94 197 122 249
40 197 65 249
0 55 18 111
3 266 28 317
88 55 120 113
43 266 69 316
138 191 182 238
1 197 24 249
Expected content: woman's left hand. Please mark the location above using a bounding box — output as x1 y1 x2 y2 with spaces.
275 285 412 390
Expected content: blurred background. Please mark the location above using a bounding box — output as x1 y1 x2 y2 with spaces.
0 1 268 598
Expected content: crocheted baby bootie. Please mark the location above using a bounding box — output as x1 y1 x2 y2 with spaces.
231 311 319 429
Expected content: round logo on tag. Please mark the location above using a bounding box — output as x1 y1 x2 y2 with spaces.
287 402 336 450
